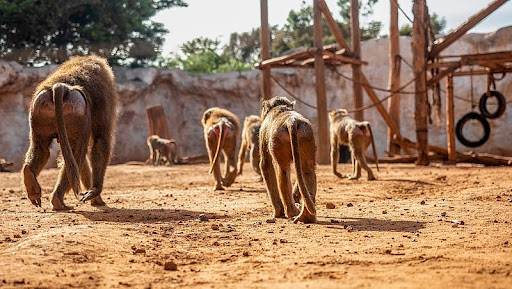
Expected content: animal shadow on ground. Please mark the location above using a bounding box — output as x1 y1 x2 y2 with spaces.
74 207 227 223
378 179 435 186
318 217 426 232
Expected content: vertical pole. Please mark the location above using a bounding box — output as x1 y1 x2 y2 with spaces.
350 0 363 121
313 0 329 165
446 74 456 163
260 0 271 102
387 0 401 156
412 0 429 165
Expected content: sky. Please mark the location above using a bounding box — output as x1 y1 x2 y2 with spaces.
152 0 512 56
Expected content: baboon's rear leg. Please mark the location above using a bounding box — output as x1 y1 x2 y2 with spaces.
293 148 317 224
348 150 361 180
237 139 247 175
79 136 112 202
207 136 223 191
330 143 343 179
260 149 284 218
250 145 262 181
355 152 375 180
22 137 52 207
276 167 300 218
81 157 105 206
222 150 237 187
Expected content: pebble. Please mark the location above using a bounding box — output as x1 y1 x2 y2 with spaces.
280 239 288 244
347 203 353 207
420 200 426 205
330 219 340 224
326 202 336 209
441 212 447 217
134 248 146 254
211 224 219 230
164 260 178 271
242 251 250 257
198 214 209 222
382 210 388 214
266 218 276 224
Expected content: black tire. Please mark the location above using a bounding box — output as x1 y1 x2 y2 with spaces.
455 112 491 147
479 90 506 119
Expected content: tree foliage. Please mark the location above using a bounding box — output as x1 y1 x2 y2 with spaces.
399 13 446 36
0 0 187 66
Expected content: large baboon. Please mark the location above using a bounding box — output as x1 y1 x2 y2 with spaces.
201 107 240 191
329 109 379 180
21 55 118 210
146 135 178 166
237 115 262 180
259 96 317 223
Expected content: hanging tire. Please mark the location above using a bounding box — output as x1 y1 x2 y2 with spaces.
479 90 506 119
455 112 491 147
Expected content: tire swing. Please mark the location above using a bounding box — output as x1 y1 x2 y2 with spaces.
479 73 507 119
455 70 491 147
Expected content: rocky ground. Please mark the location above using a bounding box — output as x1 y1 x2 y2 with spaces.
0 162 511 288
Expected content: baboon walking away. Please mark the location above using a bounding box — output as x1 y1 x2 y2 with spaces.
329 109 379 180
201 107 240 191
146 135 178 166
237 115 262 181
259 96 317 223
21 55 118 210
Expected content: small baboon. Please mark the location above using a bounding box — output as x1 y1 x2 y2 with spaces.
329 109 379 180
146 135 178 166
21 55 118 210
237 115 262 181
201 107 240 191
259 96 317 223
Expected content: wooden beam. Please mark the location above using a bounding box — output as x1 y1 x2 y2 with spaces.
427 62 461 86
446 73 456 164
255 49 316 69
314 0 329 165
323 52 368 65
387 0 401 156
412 0 429 165
453 67 512 76
351 0 363 121
429 0 510 59
146 105 171 139
260 0 271 101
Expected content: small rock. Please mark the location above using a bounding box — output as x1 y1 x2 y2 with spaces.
420 200 426 205
134 248 146 254
13 234 21 238
279 239 288 244
198 214 209 222
382 210 387 214
441 212 447 217
508 199 512 203
347 203 353 207
9 190 15 194
385 249 392 254
164 260 178 271
325 202 336 209
212 241 220 246
330 219 340 224
242 251 249 257
21 230 27 235
211 224 220 230
266 218 276 224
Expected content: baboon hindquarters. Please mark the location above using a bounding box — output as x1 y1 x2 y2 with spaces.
206 122 237 190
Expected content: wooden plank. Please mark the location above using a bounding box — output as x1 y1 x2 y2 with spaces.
314 0 329 165
260 0 271 101
429 0 509 59
446 74 456 164
387 0 401 156
412 0 429 165
324 52 368 65
351 0 363 121
256 49 315 69
146 105 171 139
427 62 461 86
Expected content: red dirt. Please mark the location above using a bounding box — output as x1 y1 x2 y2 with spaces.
1 163 511 288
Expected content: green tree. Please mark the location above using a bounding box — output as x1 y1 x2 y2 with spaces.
399 13 446 36
0 0 187 66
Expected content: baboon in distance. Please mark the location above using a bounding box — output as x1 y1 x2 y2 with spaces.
259 96 317 223
21 55 118 210
146 135 178 166
237 115 262 181
329 109 379 180
201 107 240 191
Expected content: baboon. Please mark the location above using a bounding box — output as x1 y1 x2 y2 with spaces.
237 115 262 181
201 107 240 191
21 55 118 210
146 135 178 166
329 109 379 180
259 96 317 223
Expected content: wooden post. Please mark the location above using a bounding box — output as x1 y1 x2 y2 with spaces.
146 105 171 139
314 0 329 165
445 73 456 163
429 0 509 59
412 0 429 165
350 0 363 121
260 0 271 101
387 0 401 156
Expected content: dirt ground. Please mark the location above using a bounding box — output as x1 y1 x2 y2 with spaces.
0 162 511 289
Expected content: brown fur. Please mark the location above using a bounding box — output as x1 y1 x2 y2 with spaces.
237 115 262 181
259 96 317 223
201 107 240 191
146 135 178 166
21 55 118 210
329 109 379 180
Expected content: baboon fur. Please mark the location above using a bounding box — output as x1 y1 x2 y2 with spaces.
329 109 379 180
237 115 262 181
146 135 178 166
21 55 118 210
259 96 317 223
201 107 240 191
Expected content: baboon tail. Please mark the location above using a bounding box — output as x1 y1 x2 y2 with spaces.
288 122 316 216
367 124 379 171
52 83 82 199
209 123 225 174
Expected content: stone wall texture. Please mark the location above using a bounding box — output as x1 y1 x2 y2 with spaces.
1 27 512 169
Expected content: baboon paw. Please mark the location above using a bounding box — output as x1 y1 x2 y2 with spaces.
334 172 344 179
79 188 99 203
367 176 376 181
214 185 225 191
293 214 316 224
273 211 286 219
348 175 360 180
51 198 72 211
90 196 106 206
